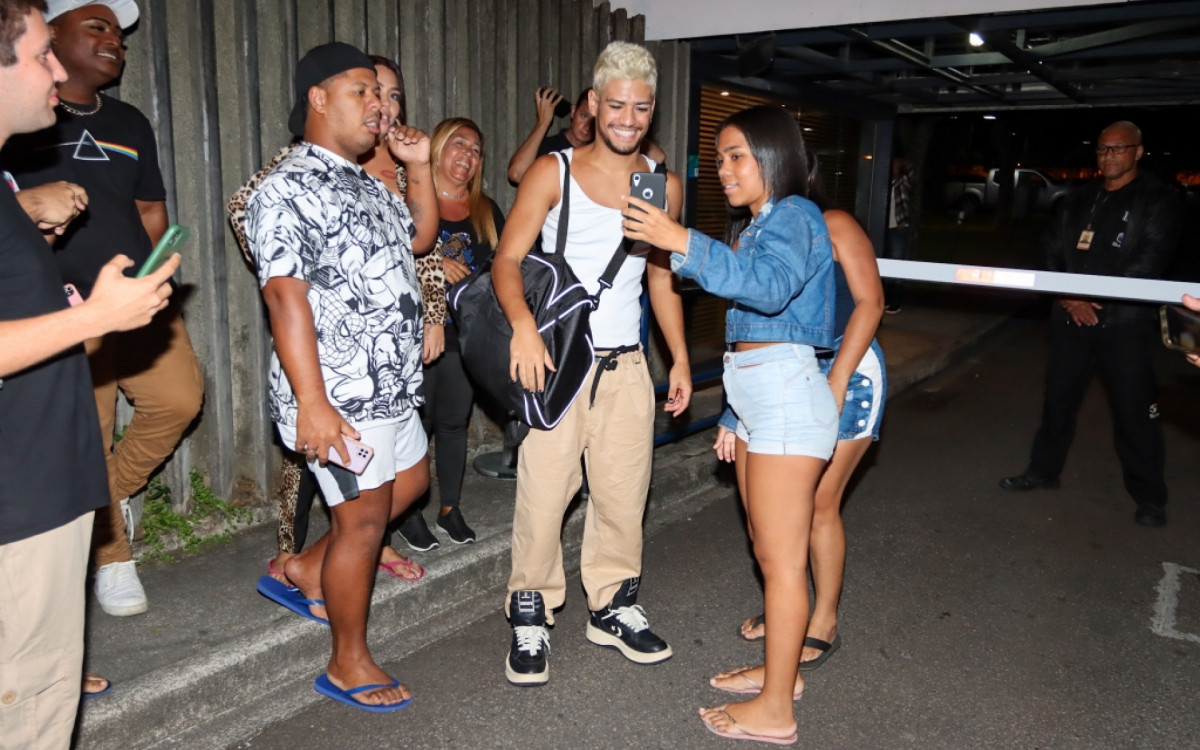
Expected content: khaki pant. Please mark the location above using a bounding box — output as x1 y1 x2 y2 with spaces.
0 512 93 750
87 302 204 568
507 349 655 621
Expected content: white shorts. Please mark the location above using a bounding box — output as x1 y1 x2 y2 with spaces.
275 417 427 507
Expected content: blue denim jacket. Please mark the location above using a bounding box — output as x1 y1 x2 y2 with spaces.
672 195 835 348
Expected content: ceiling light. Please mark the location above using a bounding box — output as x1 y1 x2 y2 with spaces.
983 114 997 120
720 91 730 97
969 32 984 47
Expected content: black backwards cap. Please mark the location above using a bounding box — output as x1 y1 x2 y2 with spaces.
288 42 375 138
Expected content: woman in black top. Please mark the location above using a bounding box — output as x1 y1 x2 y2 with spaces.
396 118 505 549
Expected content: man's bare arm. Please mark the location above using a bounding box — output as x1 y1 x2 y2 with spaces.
492 155 561 390
506 88 561 184
645 172 691 416
0 254 178 377
136 199 168 248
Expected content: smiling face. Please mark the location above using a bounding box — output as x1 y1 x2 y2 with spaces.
49 4 124 91
436 125 482 190
313 66 381 160
374 63 403 134
0 9 69 140
716 125 769 216
590 78 653 156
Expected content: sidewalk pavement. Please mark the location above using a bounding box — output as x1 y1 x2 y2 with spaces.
76 287 1029 750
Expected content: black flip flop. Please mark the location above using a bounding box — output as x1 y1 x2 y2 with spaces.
799 634 842 671
738 613 766 642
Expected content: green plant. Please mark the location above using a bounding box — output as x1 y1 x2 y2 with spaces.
139 471 251 556
189 470 251 525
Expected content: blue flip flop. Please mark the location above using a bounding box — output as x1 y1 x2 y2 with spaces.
256 575 329 626
313 673 412 713
82 674 111 700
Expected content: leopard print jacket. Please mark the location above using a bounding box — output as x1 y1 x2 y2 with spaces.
226 142 447 326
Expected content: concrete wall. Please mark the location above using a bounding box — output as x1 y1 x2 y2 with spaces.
111 0 687 508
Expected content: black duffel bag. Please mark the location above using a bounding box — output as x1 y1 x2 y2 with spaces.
449 152 632 430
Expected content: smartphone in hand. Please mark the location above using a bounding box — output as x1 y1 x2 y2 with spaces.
137 224 190 278
1160 304 1200 352
629 172 667 214
327 435 374 475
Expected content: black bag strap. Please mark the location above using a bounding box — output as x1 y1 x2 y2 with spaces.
595 159 669 297
553 151 571 256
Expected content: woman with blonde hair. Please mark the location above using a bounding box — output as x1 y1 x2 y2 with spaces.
394 117 506 550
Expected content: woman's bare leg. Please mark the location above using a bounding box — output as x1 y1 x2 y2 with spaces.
804 438 871 661
702 448 825 739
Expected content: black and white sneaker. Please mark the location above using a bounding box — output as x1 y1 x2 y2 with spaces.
585 577 672 664
397 512 439 552
435 507 476 544
506 591 550 686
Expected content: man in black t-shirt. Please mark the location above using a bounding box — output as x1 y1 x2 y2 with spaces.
0 2 179 743
506 87 594 184
999 121 1182 527
3 0 204 617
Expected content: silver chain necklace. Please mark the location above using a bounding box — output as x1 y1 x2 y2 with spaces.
59 94 103 116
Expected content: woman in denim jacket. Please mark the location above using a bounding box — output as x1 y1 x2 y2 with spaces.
738 150 887 674
624 105 837 746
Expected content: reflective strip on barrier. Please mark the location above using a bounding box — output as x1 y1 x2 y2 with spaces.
877 259 1199 305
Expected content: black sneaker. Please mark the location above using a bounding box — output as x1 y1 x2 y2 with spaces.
1134 504 1167 527
435 507 476 544
506 591 549 686
397 512 439 552
998 470 1060 492
585 577 672 664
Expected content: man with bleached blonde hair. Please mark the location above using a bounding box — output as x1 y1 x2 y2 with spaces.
492 40 692 686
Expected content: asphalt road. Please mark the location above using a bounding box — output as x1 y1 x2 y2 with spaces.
227 315 1200 750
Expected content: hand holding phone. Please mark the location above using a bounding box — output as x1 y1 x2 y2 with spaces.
138 224 190 278
327 435 374 475
1160 304 1200 352
628 172 668 215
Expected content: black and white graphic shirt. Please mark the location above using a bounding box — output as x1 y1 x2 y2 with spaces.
246 142 424 427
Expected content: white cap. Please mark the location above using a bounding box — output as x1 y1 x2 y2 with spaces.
44 1 139 30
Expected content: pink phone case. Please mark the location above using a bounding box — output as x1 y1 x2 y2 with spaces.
64 284 82 307
328 436 374 475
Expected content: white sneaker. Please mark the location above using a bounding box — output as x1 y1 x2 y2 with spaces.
95 560 148 616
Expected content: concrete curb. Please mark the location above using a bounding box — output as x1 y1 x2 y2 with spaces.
78 430 728 750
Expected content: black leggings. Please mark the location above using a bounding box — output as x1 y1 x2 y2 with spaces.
420 349 475 508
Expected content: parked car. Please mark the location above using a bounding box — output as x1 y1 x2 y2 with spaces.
944 167 1076 220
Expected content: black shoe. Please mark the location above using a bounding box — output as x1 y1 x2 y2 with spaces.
998 470 1060 492
1134 505 1167 527
435 507 476 544
397 512 439 552
506 591 549 686
585 577 672 665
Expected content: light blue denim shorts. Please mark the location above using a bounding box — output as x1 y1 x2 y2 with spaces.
723 343 839 459
818 338 886 442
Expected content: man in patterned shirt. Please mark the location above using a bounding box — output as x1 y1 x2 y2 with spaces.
246 42 434 713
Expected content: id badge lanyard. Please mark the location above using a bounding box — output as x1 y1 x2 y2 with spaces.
1076 190 1110 251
